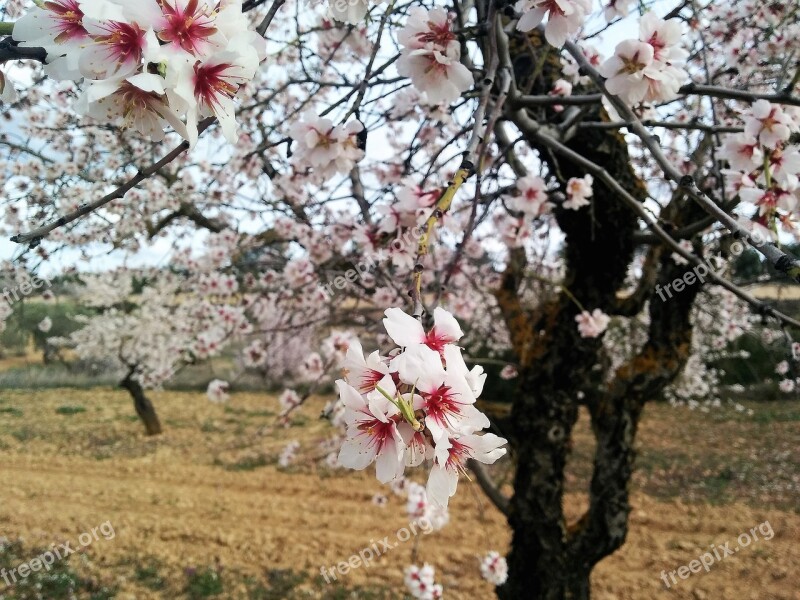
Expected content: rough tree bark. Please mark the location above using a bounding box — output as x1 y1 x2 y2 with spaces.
120 369 163 436
493 26 713 599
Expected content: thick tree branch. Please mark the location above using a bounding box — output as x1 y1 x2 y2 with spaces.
0 37 46 63
467 459 510 516
256 0 286 36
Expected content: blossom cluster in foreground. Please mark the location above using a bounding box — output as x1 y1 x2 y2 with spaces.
13 0 266 145
335 307 507 507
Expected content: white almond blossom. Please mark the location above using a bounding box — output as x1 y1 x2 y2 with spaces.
397 7 473 105
600 13 688 105
563 174 593 210
288 112 365 178
575 309 611 338
207 379 230 403
515 0 592 48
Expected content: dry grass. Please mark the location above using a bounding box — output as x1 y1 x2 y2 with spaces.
0 389 798 599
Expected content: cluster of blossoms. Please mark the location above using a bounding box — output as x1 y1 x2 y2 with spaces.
599 12 689 105
13 0 266 145
706 1 800 82
397 8 473 105
479 550 509 586
316 17 372 57
60 263 252 389
718 101 800 234
404 563 443 600
496 174 552 247
335 307 507 507
775 348 800 394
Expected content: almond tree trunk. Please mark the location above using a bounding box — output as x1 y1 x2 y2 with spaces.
493 23 712 597
121 369 162 436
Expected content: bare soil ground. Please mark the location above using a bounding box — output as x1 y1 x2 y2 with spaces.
0 388 798 599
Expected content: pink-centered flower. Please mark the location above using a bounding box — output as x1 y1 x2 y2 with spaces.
80 19 153 79
427 432 507 507
396 48 473 106
480 551 509 586
719 134 763 172
13 0 90 79
398 7 458 54
769 145 800 188
744 100 792 149
167 39 259 145
157 0 219 56
639 12 687 64
396 7 472 105
392 344 488 441
510 174 551 216
77 72 188 142
383 306 463 354
599 39 655 105
336 377 406 483
37 0 88 43
288 111 365 177
342 338 390 394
